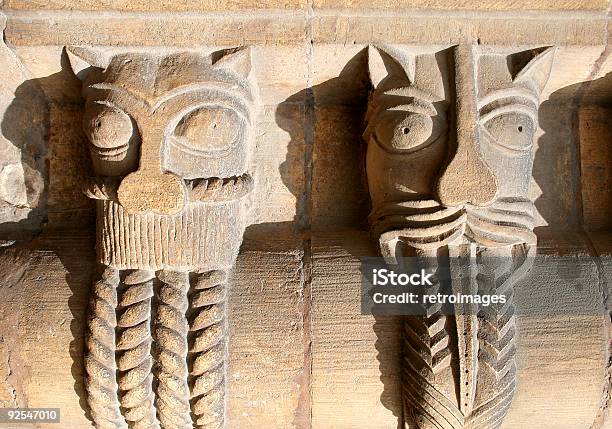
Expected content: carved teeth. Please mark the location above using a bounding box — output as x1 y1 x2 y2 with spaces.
91 143 130 158
84 173 254 204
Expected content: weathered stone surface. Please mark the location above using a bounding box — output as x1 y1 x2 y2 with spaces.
46 104 92 228
312 14 608 46
4 10 608 47
229 228 306 428
0 18 48 236
0 3 609 429
5 0 609 10
4 0 308 11
506 229 609 429
311 230 404 429
579 106 612 231
4 13 310 47
314 0 607 9
0 233 94 428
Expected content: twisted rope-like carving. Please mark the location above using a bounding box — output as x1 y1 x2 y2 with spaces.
85 266 128 429
154 270 194 429
116 270 160 428
84 174 254 205
189 271 227 429
188 174 254 202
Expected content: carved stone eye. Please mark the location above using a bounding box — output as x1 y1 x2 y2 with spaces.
83 104 134 152
374 110 442 151
173 107 242 153
484 112 535 151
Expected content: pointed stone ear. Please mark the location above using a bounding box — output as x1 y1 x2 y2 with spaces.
368 45 414 89
66 46 109 82
212 46 252 78
510 46 555 95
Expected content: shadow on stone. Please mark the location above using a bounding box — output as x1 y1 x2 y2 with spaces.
275 48 404 427
0 72 49 239
535 71 612 233
276 47 371 232
0 48 96 423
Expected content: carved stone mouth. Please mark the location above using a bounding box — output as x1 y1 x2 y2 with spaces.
83 173 254 204
184 174 254 202
370 197 536 248
90 143 130 159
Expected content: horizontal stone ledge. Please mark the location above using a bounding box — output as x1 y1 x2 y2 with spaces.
3 0 607 11
3 10 608 46
311 14 608 46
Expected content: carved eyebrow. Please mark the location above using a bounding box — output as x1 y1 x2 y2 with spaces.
89 82 150 106
477 87 539 111
92 99 121 109
90 99 138 119
384 86 440 104
89 82 253 114
86 95 145 126
387 101 437 117
151 82 254 110
479 103 538 124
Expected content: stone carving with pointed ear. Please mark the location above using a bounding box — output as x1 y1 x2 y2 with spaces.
68 46 259 429
364 44 553 429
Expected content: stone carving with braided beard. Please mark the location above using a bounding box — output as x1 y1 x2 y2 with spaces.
68 47 258 429
364 44 553 429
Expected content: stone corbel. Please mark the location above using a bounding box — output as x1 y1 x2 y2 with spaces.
364 44 553 429
68 47 259 429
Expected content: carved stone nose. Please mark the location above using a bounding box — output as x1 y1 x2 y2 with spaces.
117 169 185 215
436 144 497 207
436 43 497 208
116 121 185 215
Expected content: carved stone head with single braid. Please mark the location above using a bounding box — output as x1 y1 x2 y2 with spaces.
364 45 554 260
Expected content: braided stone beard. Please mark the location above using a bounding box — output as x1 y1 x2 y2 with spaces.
387 240 534 429
364 44 553 429
84 189 246 429
83 176 247 429
86 264 228 429
69 48 258 429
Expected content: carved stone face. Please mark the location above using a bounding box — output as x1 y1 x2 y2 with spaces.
365 45 553 256
364 46 553 429
69 48 257 270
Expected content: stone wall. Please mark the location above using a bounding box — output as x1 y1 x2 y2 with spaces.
0 2 610 429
